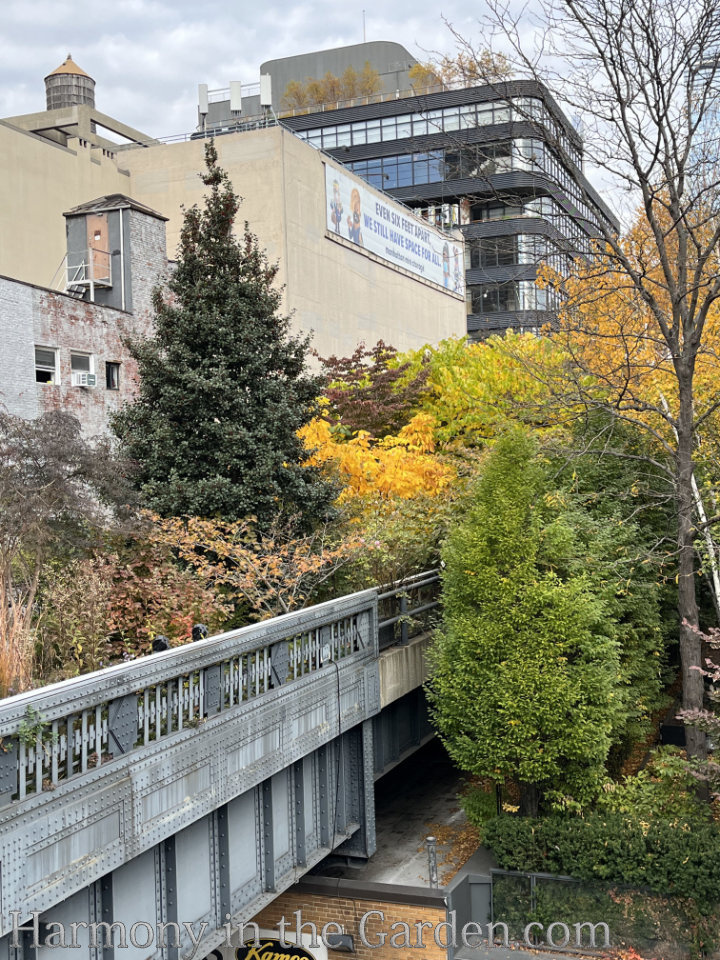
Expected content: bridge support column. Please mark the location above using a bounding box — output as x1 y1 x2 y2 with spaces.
213 804 232 926
100 871 114 960
335 719 376 859
335 737 348 837
293 760 306 868
159 836 179 960
261 781 274 892
318 743 331 848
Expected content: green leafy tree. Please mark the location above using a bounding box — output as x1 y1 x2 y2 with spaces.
427 431 623 814
113 142 333 530
550 417 675 753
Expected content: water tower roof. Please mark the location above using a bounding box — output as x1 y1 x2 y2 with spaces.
64 194 169 222
45 54 93 81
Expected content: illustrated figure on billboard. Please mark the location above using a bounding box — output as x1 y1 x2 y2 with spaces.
329 180 343 234
453 246 463 293
443 243 450 288
347 187 363 246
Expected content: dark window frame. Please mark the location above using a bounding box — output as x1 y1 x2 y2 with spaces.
106 361 121 391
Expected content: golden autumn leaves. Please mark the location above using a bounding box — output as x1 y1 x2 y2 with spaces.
299 408 454 503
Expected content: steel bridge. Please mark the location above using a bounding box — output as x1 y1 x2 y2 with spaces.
0 574 439 960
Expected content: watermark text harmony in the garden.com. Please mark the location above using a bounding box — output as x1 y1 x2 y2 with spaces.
11 909 611 954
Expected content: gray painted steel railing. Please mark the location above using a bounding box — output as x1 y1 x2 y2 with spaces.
0 592 375 806
0 569 442 804
377 570 441 650
0 589 382 932
0 572 443 942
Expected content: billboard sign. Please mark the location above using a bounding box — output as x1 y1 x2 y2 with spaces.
325 164 464 297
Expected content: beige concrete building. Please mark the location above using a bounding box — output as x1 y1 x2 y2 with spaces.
121 128 465 357
0 119 130 290
0 58 465 362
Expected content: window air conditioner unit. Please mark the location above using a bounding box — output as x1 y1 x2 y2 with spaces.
71 372 96 387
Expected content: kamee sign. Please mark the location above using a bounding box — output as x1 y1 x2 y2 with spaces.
325 164 464 297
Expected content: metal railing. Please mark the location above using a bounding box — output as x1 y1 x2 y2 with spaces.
66 246 112 295
377 569 441 650
0 590 376 805
276 85 449 117
207 82 261 104
0 568 442 806
488 869 714 956
121 84 455 149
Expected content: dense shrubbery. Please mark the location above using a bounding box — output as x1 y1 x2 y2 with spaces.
490 872 717 956
460 784 497 828
596 747 712 824
482 813 720 910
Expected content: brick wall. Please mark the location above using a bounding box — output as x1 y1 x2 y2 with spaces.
0 277 37 419
0 206 167 435
128 208 168 319
32 283 142 436
253 881 447 960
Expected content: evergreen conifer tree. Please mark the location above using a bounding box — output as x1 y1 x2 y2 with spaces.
113 142 333 529
427 431 623 815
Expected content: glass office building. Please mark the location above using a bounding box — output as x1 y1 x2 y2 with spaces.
280 80 618 338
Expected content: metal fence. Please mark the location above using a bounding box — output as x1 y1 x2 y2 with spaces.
490 869 717 958
0 567 443 807
377 570 441 650
0 590 377 805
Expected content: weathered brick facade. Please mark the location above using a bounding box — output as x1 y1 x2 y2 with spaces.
127 207 168 314
252 881 447 960
0 200 167 436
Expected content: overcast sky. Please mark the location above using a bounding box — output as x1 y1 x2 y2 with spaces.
0 0 485 139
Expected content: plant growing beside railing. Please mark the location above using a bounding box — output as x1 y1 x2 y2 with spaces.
17 706 54 749
152 514 367 620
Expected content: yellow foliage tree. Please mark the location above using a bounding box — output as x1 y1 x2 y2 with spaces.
519 200 720 758
281 80 308 110
340 66 359 99
300 411 454 504
281 64 382 111
409 50 511 91
448 0 720 760
358 61 382 97
399 334 570 451
535 214 720 619
408 63 443 93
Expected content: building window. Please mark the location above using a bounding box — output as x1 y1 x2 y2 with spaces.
35 346 58 384
70 352 95 386
71 353 92 373
366 121 381 144
468 282 522 314
106 361 121 390
396 116 412 139
335 124 351 147
469 237 520 269
467 280 560 315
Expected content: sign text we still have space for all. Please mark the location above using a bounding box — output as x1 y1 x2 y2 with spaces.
324 164 464 297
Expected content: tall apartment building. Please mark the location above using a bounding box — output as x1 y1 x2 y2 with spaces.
205 48 618 338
